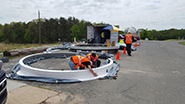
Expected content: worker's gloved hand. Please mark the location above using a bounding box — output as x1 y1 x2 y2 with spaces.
93 73 98 77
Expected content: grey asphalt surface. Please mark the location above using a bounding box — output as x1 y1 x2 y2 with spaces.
3 40 185 104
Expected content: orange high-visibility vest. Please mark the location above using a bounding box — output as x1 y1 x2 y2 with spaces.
87 53 98 62
72 55 90 69
125 33 133 44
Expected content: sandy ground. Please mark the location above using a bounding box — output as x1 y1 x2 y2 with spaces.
31 58 106 70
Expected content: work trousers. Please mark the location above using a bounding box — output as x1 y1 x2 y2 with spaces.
80 59 101 69
101 38 104 44
126 44 132 56
68 60 77 70
93 59 101 68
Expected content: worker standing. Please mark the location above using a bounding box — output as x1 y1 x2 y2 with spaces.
119 39 124 44
68 55 98 76
87 53 101 68
119 39 125 49
101 32 105 44
124 32 134 56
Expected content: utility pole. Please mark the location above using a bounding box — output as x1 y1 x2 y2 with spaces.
38 11 41 45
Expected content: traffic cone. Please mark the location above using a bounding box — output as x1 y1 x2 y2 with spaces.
139 42 141 45
134 43 137 47
123 47 126 54
115 51 121 60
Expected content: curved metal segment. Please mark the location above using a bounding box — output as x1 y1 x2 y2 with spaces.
70 44 119 51
17 52 114 82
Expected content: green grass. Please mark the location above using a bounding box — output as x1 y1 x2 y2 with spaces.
163 39 185 45
0 43 60 53
162 39 185 46
179 42 185 45
164 39 182 41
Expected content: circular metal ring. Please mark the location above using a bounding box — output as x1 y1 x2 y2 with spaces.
17 52 114 82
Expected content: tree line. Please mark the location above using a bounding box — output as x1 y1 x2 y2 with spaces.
139 28 185 40
0 16 92 44
0 15 185 44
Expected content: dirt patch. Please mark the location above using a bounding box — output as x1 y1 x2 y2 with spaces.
31 58 107 70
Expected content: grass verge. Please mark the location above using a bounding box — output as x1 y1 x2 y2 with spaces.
164 39 182 41
179 42 185 45
0 43 60 53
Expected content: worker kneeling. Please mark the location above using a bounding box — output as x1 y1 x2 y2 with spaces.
87 53 101 68
68 55 98 77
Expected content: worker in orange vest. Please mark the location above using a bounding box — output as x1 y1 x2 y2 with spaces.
124 32 134 56
87 53 101 68
68 55 98 76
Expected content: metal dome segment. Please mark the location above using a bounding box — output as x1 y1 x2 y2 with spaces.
126 27 137 34
70 44 119 52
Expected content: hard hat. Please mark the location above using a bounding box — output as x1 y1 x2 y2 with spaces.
91 53 97 59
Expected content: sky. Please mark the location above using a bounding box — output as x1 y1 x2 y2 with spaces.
0 0 185 31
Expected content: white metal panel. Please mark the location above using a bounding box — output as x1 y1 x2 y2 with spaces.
87 26 94 40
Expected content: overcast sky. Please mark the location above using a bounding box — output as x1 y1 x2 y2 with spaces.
0 0 185 30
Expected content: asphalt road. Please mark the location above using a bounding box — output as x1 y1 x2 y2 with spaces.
3 40 185 104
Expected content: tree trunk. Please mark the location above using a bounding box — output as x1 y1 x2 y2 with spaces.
3 46 50 57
